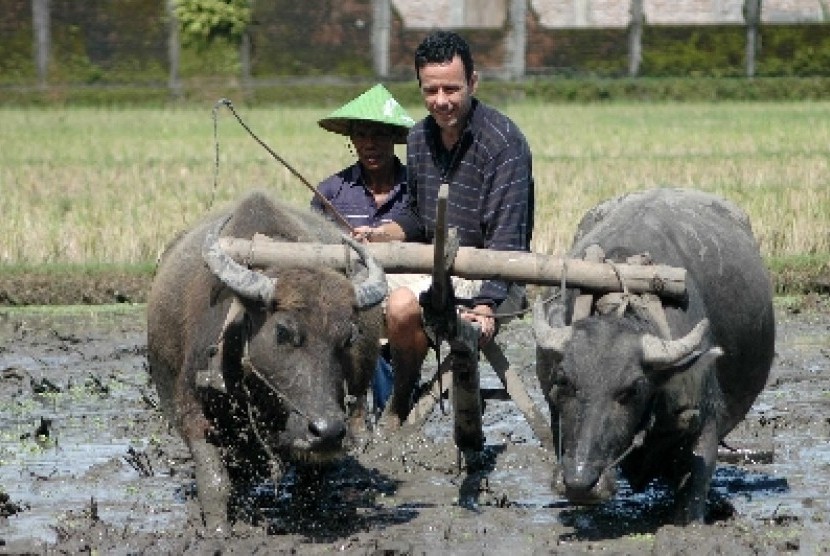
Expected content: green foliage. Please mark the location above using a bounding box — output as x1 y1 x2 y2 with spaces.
767 255 830 295
0 29 35 84
175 0 251 49
638 24 830 78
641 26 747 78
179 36 241 77
758 25 830 77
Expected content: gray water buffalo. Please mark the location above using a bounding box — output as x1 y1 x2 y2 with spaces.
533 188 774 524
147 190 386 533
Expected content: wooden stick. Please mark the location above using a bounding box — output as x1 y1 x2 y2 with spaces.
219 237 687 298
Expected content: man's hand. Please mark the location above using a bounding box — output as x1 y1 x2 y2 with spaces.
352 222 405 243
461 304 496 346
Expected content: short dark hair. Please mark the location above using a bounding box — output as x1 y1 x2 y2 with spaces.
414 30 475 83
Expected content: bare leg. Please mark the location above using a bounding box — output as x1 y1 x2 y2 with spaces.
381 287 428 428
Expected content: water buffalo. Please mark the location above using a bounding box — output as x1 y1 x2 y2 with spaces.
146 190 386 533
533 188 774 524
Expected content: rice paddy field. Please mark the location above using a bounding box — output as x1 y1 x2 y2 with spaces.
1 100 828 269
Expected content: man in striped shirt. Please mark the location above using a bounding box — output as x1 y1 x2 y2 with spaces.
356 31 535 428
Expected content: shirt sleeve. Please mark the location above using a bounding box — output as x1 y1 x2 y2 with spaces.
475 140 534 307
391 137 426 242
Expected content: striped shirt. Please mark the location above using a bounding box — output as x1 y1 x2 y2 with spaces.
311 157 413 230
395 99 535 306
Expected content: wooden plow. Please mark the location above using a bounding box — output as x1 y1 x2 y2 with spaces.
217 186 687 460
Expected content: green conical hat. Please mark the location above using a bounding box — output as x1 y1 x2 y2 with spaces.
318 84 415 144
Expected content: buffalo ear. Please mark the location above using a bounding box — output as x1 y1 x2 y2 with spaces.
209 283 234 307
532 297 572 354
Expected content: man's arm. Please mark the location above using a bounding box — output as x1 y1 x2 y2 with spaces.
474 140 534 307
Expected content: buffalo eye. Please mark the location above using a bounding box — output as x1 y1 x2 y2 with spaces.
344 323 360 349
275 320 304 347
614 381 642 405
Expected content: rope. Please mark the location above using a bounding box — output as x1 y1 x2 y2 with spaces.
243 381 281 465
241 354 313 422
459 287 563 321
601 412 655 475
211 98 355 233
605 260 631 316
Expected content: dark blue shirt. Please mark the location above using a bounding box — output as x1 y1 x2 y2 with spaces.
394 99 535 306
311 157 412 230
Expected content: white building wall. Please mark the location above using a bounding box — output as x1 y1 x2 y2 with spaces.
393 0 827 29
392 0 507 29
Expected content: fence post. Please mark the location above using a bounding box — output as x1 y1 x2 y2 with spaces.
32 0 50 90
240 0 253 94
166 0 182 98
744 0 762 78
628 0 644 77
506 0 526 80
372 0 390 78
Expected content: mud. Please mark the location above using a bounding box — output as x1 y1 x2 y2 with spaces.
1 299 828 554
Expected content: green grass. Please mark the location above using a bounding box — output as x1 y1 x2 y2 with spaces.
1 101 828 274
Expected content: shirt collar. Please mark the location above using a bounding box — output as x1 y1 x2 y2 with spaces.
351 156 406 188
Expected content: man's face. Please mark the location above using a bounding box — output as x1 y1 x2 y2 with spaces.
349 122 396 172
418 55 477 135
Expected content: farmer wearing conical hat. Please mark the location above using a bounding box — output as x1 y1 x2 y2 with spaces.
312 84 416 414
312 84 416 244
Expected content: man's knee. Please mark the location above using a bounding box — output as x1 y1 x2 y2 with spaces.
385 287 421 333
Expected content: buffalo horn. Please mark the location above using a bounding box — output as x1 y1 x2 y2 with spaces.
641 318 709 368
532 298 573 353
341 235 388 309
202 216 277 306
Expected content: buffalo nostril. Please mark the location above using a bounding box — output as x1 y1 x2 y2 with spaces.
564 461 600 493
308 418 346 445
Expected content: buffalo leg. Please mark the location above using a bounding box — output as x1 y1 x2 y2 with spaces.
674 419 718 524
189 436 232 534
179 390 232 534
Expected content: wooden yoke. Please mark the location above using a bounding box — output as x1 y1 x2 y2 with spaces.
219 240 688 299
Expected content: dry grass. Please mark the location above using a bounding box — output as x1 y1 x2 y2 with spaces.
1 101 828 265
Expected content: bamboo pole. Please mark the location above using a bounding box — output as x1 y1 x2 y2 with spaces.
218 236 687 298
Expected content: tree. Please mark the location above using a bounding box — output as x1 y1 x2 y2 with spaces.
174 0 251 48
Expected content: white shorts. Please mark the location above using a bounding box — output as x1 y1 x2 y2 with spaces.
386 273 483 305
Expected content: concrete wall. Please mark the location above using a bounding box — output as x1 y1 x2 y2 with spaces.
394 0 827 29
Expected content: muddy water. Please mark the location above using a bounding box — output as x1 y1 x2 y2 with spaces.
0 303 828 554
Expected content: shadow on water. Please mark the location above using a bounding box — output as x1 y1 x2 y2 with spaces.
454 444 507 509
556 465 790 541
228 455 416 540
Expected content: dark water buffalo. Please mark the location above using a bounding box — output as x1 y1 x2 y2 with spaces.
147 190 386 533
533 188 775 524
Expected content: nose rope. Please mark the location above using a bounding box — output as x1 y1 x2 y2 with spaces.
240 347 313 422
242 381 281 466
240 352 310 468
600 412 655 477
